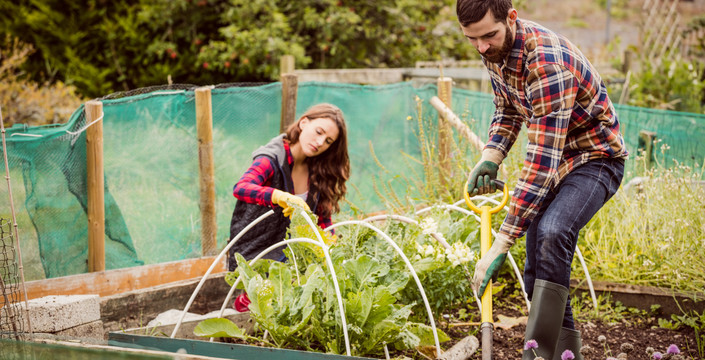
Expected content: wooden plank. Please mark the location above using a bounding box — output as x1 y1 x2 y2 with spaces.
85 100 105 272
22 257 226 300
195 87 217 256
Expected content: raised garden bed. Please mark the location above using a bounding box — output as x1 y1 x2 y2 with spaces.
108 332 377 360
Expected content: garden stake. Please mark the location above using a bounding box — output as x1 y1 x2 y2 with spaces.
464 179 509 360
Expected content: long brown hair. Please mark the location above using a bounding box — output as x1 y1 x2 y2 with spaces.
286 103 349 218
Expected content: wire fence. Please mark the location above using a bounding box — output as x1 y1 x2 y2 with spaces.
0 218 25 340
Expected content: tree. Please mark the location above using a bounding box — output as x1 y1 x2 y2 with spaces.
0 0 477 98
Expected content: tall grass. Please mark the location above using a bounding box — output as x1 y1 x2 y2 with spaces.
577 145 705 293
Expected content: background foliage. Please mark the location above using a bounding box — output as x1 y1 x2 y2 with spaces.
0 36 84 127
0 0 477 99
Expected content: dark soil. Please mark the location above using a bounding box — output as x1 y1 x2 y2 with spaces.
440 282 702 360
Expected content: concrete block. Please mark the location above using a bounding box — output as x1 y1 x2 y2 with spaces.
52 320 104 340
24 295 101 332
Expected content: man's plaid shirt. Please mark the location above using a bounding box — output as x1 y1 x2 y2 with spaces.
483 19 628 240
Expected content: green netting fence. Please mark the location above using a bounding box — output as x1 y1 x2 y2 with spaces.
1 81 704 280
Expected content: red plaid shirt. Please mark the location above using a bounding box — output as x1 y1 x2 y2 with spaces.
233 141 332 230
483 19 628 240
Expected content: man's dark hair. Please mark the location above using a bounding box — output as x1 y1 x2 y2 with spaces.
456 0 513 26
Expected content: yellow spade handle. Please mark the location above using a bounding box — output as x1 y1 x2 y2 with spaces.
480 206 493 322
464 180 510 323
464 180 510 214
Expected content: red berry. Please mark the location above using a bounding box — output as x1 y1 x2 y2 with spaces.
224 61 231 68
203 62 209 69
170 52 177 59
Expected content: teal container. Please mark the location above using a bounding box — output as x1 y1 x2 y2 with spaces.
108 332 377 360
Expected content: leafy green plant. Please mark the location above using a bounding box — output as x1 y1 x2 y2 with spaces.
658 310 705 358
627 58 705 113
197 207 478 357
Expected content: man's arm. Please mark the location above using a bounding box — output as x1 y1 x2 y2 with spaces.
483 77 525 164
499 63 579 239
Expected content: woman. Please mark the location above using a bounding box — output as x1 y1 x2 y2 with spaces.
227 104 350 309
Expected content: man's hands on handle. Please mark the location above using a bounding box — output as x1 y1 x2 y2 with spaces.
467 160 499 196
272 189 310 217
472 233 514 297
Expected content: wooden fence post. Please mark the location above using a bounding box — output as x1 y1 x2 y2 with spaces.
280 55 295 76
280 55 298 133
86 100 105 272
437 77 453 184
195 87 217 256
280 74 298 134
639 130 657 169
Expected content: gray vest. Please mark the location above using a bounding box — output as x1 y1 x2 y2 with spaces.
227 135 318 270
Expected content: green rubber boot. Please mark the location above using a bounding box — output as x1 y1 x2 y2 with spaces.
522 279 569 360
553 327 584 360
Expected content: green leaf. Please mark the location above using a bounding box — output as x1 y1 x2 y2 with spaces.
269 261 294 309
406 323 450 346
345 289 374 327
193 318 246 339
342 254 390 290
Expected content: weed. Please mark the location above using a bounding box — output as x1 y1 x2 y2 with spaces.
658 310 705 358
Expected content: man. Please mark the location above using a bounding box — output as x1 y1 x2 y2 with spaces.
456 1 628 359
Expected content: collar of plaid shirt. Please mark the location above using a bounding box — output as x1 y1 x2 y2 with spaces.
503 18 526 74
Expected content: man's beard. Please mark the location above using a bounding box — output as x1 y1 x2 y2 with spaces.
482 24 513 64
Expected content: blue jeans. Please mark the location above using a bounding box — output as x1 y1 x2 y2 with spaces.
523 157 624 329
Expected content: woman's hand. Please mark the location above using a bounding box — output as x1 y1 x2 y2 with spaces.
272 189 310 217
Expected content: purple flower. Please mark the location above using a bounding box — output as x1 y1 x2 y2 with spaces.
561 349 575 360
524 339 538 350
667 344 680 354
653 352 663 359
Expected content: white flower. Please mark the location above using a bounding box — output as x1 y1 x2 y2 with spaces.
415 242 425 254
424 245 435 257
444 242 474 265
668 61 676 78
643 259 654 267
420 218 438 235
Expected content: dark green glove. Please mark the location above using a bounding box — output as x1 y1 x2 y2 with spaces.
472 233 514 297
467 160 499 196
